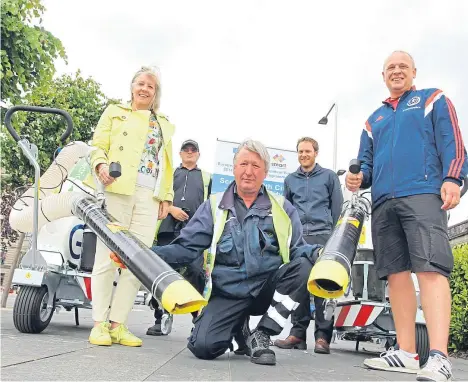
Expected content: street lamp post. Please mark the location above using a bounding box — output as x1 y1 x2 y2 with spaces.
318 103 338 172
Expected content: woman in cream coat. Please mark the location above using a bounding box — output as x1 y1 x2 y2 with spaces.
86 66 174 347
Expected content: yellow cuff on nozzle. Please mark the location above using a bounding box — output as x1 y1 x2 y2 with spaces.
308 259 349 299
161 279 207 314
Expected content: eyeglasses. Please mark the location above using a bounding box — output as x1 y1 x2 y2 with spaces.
182 147 198 153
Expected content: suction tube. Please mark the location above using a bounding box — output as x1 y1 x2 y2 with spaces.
308 159 370 298
73 198 207 314
9 151 206 315
308 204 367 298
9 141 91 233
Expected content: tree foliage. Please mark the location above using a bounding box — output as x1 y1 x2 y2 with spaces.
1 71 110 189
0 0 121 259
1 0 67 105
0 192 19 257
449 243 468 353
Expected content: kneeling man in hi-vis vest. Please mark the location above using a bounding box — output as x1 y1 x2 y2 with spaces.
153 139 322 366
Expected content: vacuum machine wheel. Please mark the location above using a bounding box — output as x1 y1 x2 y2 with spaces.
415 323 429 366
13 286 55 333
392 324 430 367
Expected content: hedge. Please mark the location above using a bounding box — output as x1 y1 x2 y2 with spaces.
449 243 468 353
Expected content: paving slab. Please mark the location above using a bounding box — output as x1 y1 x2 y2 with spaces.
2 294 468 381
146 349 231 381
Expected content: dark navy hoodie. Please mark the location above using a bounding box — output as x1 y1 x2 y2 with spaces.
283 164 343 236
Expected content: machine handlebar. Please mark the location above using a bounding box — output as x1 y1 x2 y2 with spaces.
96 162 122 207
109 162 122 178
4 105 74 144
349 159 361 175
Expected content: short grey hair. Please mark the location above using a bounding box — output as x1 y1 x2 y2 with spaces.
130 66 162 114
233 139 270 172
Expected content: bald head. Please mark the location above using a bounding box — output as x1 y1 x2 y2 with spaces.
382 50 417 98
383 50 416 71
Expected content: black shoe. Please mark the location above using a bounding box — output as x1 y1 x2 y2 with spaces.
248 330 276 365
146 316 169 336
234 342 251 355
234 317 251 356
146 322 164 336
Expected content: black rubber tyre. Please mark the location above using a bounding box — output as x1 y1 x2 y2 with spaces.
385 337 397 350
395 324 430 366
416 323 429 366
13 286 55 333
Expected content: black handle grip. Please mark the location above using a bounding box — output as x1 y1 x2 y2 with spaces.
349 159 361 174
4 105 74 143
461 175 468 198
109 162 122 178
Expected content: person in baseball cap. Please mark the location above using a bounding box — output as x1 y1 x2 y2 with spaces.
180 139 199 152
147 137 212 337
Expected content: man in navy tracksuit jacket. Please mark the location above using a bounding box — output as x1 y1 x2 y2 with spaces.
346 51 467 381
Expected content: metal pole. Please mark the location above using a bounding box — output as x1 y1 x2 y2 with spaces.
1 233 25 308
32 160 40 264
18 140 40 264
333 103 338 172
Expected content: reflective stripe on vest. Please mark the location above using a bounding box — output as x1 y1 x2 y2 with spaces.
201 190 292 302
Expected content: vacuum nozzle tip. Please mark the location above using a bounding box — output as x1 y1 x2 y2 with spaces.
161 279 207 314
308 259 349 299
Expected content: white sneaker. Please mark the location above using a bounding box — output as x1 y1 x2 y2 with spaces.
363 347 420 374
417 353 452 381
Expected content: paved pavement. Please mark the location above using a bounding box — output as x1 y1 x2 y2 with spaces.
2 295 468 381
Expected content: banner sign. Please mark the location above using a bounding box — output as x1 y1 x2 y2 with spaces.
211 139 297 195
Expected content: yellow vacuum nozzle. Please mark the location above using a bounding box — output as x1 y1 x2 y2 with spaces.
308 259 349 299
161 279 207 314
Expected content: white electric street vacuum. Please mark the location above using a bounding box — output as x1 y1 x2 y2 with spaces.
5 105 206 334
